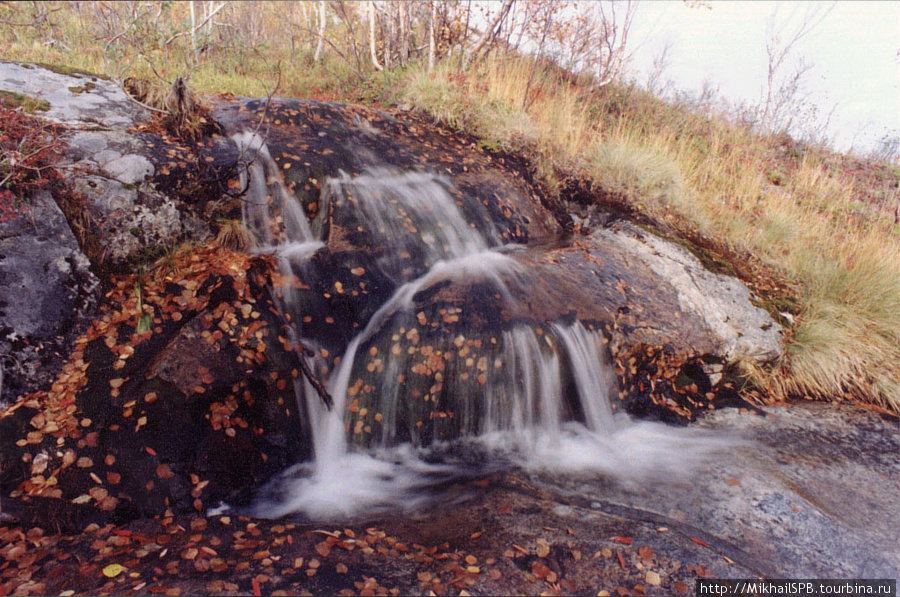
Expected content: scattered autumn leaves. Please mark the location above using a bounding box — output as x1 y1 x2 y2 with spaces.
2 507 720 597
2 240 295 516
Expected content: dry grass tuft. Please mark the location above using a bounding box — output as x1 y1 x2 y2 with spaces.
215 219 258 252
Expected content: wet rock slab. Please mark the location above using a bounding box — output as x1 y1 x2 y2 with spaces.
539 402 900 580
212 98 562 246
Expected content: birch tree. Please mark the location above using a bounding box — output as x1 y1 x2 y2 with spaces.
368 1 383 70
313 0 327 62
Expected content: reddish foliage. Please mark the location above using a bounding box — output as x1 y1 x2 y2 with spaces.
0 107 64 222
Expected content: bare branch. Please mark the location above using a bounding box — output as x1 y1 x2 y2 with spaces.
464 0 515 68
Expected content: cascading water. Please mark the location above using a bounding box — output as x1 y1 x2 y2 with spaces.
232 132 324 302
231 133 720 520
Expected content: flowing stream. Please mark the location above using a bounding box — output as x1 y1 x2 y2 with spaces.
232 134 720 520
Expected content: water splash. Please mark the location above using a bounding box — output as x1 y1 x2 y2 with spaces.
231 132 324 303
318 250 519 463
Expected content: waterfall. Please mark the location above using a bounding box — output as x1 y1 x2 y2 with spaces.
320 168 499 283
232 134 719 520
233 132 317 247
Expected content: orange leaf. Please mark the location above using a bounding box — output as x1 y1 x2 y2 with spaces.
314 542 330 558
610 536 632 545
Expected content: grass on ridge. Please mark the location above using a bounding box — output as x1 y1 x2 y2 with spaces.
402 57 900 412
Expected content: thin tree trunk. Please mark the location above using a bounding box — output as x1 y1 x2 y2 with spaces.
464 0 514 68
399 2 409 66
368 1 383 71
313 0 326 62
205 0 214 34
428 1 436 71
189 1 198 62
382 1 393 70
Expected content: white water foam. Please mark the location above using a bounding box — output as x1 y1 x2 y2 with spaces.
264 249 521 517
233 132 316 247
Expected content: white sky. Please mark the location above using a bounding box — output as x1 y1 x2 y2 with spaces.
626 1 900 153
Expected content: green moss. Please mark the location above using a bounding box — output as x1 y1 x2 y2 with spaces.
32 62 109 80
478 138 502 152
67 81 96 95
0 89 50 112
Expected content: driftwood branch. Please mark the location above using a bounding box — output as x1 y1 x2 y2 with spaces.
296 342 334 410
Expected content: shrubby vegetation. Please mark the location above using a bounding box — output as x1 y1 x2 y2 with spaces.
1 1 898 411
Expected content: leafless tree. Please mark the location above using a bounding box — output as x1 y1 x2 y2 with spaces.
758 2 835 134
585 1 635 87
645 40 672 96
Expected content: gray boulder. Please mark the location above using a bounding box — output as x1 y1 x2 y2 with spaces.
65 130 208 266
0 191 98 404
592 222 783 362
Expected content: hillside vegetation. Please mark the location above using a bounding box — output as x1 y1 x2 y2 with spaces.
2 1 898 412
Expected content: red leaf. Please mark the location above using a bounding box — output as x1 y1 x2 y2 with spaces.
252 578 261 597
690 537 709 547
610 536 632 545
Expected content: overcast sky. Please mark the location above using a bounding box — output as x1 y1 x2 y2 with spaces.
626 1 899 154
